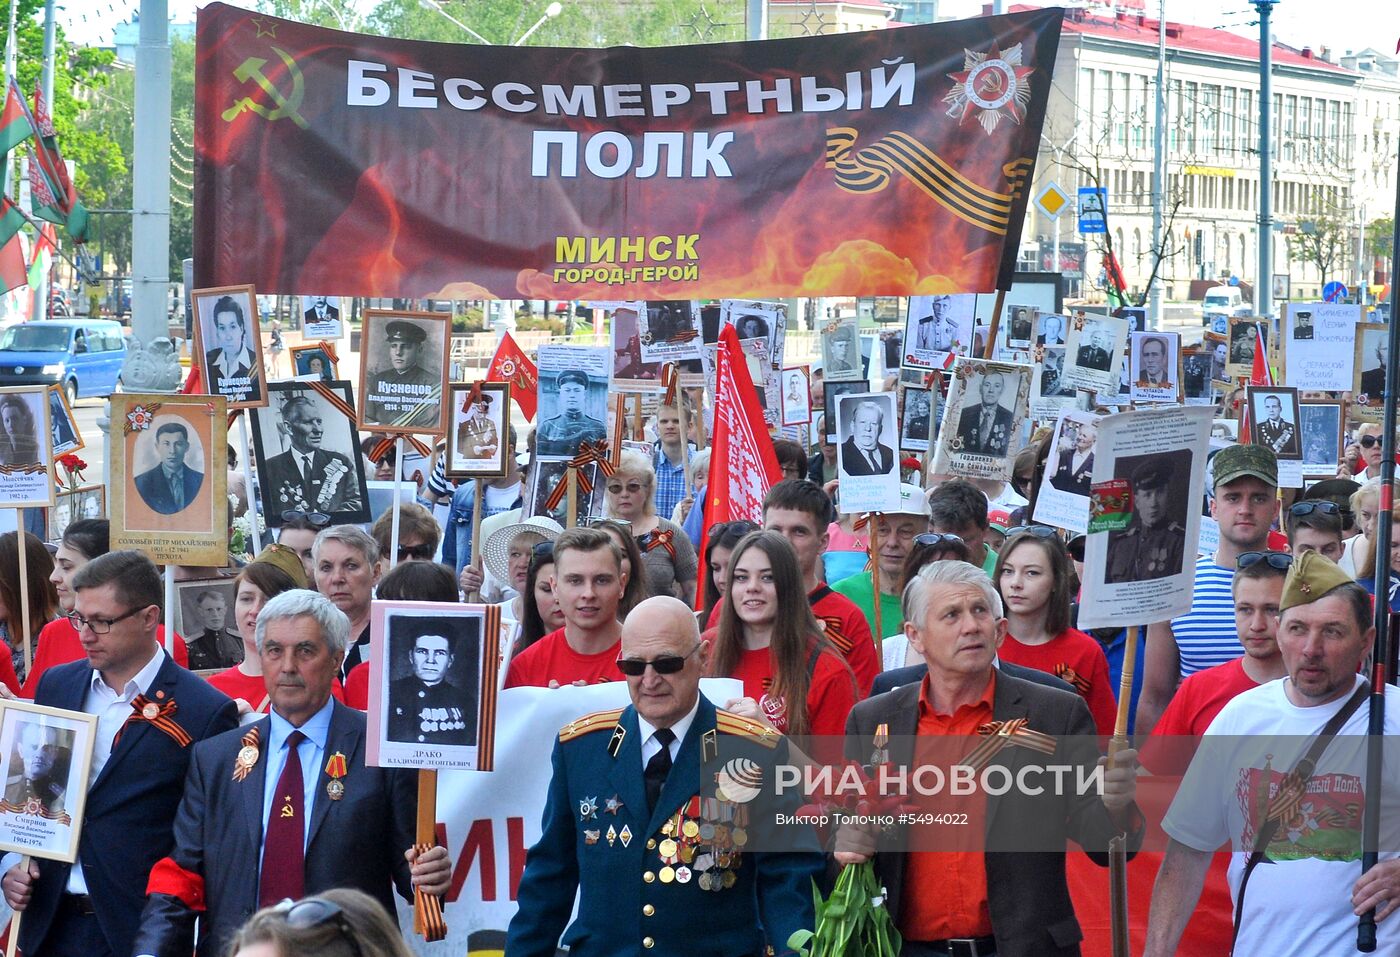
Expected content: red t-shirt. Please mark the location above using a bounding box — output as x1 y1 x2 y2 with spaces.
723 643 856 737
204 666 345 711
808 585 877 698
999 629 1117 736
503 628 624 688
344 661 370 710
22 618 189 698
1143 656 1260 777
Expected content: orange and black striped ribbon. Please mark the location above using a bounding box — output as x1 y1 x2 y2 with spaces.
660 364 680 407
412 845 448 941
370 435 433 463
116 694 192 749
961 718 1058 772
316 340 340 364
542 440 616 512
1054 663 1092 696
825 127 1032 236
308 381 358 423
0 463 46 475
639 528 676 559
232 726 260 782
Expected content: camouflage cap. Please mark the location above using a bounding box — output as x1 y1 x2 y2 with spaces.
250 543 309 589
1213 443 1277 490
1279 549 1355 612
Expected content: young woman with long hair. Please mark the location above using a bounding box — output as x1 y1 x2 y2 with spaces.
699 520 757 627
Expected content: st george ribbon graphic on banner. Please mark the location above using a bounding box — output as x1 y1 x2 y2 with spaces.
194 3 1062 299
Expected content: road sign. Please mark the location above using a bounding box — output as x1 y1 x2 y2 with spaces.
1323 281 1348 303
1078 187 1107 234
1035 182 1069 219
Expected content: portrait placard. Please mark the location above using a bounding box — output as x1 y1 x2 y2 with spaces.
1035 312 1068 346
702 336 778 429
193 284 266 410
834 392 900 514
1031 344 1076 418
1225 317 1267 381
536 345 611 460
1063 313 1127 395
1129 331 1181 404
821 380 869 444
47 485 104 541
0 699 98 863
250 381 370 528
299 295 343 339
639 301 701 364
1352 322 1389 421
1203 332 1228 383
899 386 935 453
931 358 1032 481
606 301 659 390
879 330 903 376
111 393 229 566
289 342 339 380
173 578 244 672
1247 385 1303 462
1004 303 1037 348
1078 405 1214 629
1032 410 1101 534
367 601 501 771
1299 400 1344 478
446 382 511 478
1282 302 1359 392
46 385 83 457
720 300 786 369
356 310 450 436
780 367 811 426
0 387 53 507
820 318 863 382
527 458 604 525
1181 349 1214 406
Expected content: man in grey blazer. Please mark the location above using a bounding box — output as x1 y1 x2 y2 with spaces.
835 561 1142 957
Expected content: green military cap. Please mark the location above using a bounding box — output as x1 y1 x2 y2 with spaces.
1279 549 1355 612
250 542 308 589
1213 443 1277 490
384 320 427 343
1129 459 1172 490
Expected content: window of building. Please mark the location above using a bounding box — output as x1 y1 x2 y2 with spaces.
1221 88 1236 155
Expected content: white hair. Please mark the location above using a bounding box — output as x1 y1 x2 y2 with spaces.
901 560 1003 627
254 588 351 655
312 524 378 566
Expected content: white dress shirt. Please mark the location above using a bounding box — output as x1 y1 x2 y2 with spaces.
636 697 700 772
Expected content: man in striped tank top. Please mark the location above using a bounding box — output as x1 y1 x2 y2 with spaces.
1135 444 1278 737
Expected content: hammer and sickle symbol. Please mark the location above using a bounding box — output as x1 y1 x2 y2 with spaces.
222 47 309 129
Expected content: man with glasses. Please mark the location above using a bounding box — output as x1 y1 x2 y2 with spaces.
1 551 238 957
388 627 473 746
834 484 930 641
509 596 821 957
505 528 628 688
133 589 451 957
1136 444 1280 737
262 395 364 519
1286 501 1343 562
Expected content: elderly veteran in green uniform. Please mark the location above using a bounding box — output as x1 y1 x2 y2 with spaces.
1106 458 1186 583
507 596 822 957
364 320 441 430
537 369 607 457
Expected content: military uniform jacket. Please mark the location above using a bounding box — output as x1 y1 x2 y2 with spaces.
537 410 607 457
262 448 364 515
956 402 1015 456
1105 518 1185 584
1257 418 1298 456
507 695 822 957
1076 344 1110 370
365 365 441 429
388 676 475 745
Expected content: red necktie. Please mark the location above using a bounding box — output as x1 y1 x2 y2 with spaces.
258 730 307 907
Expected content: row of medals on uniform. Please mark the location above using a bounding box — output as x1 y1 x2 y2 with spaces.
581 793 749 890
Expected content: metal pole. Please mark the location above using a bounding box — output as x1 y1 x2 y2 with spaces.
41 0 55 103
130 0 172 350
1255 0 1276 325
746 0 767 40
3 0 16 202
1150 0 1166 327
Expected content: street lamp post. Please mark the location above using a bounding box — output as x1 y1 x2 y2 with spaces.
1254 0 1278 325
515 2 563 45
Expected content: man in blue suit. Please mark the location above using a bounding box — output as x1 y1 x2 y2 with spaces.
133 422 204 515
133 589 451 957
508 596 823 957
0 551 238 957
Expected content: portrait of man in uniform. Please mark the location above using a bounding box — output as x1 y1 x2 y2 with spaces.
447 382 510 477
1358 329 1387 399
1039 348 1074 398
909 295 961 353
198 290 263 407
254 386 368 525
388 625 478 748
1299 403 1342 473
537 369 607 458
302 295 339 327
823 325 860 378
3 721 71 819
1105 453 1189 584
180 586 243 672
1251 390 1301 458
901 388 932 446
1007 305 1035 346
1291 309 1314 340
1049 421 1097 497
134 422 203 516
1075 325 1114 372
359 314 447 433
955 370 1016 456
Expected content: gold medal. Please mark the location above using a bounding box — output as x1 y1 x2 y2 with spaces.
142 702 160 720
659 866 675 884
722 869 736 889
681 820 700 839
658 838 678 859
732 828 748 847
326 779 345 801
679 843 696 864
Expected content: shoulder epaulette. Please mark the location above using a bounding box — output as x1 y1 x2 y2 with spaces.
715 711 780 749
558 708 625 743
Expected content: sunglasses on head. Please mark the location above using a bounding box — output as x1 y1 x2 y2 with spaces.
1237 550 1294 570
1360 435 1382 449
914 532 965 548
532 541 556 558
1289 501 1339 517
272 897 364 957
281 509 331 528
1006 525 1059 540
615 642 702 677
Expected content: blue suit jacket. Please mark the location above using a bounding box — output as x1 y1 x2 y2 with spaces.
22 655 238 957
507 696 823 957
134 700 417 957
134 464 204 515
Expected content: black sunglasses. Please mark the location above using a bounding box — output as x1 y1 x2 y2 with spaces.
392 542 436 562
281 509 331 528
1237 551 1294 570
1290 501 1339 517
1005 525 1059 540
616 642 702 677
1360 435 1381 449
914 532 965 548
275 897 363 957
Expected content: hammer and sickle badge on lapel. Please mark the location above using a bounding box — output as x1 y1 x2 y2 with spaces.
222 47 309 129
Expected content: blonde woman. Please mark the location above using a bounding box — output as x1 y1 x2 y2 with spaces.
604 448 698 600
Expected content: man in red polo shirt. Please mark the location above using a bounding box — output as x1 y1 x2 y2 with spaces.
505 528 626 688
760 479 878 696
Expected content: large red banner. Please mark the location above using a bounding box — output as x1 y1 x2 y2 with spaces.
195 3 1061 299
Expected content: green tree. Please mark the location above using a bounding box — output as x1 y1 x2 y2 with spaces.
1288 215 1351 290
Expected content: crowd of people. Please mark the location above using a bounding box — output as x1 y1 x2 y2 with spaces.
0 345 1398 957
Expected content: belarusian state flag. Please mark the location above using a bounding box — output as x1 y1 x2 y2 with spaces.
28 84 86 243
694 324 782 608
0 80 30 157
27 148 62 224
0 198 25 249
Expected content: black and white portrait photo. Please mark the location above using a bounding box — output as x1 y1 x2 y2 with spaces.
1248 387 1302 460
1226 318 1265 380
357 311 450 435
956 368 1018 455
835 392 900 513
821 380 869 443
175 579 243 672
1119 307 1148 332
606 301 660 387
447 382 510 477
1129 332 1180 403
48 485 104 541
1006 304 1036 347
1181 350 1213 404
932 359 1032 482
880 330 903 376
132 418 204 517
639 300 701 365
1037 347 1075 398
1064 314 1128 396
1355 323 1388 407
528 458 603 525
290 344 337 381
1104 450 1192 584
0 389 45 471
299 295 343 339
194 284 265 410
535 344 610 460
47 385 81 457
1035 313 1067 346
1291 309 1314 341
720 299 786 369
252 382 370 527
899 387 934 453
905 294 975 363
781 367 811 426
0 701 97 861
1299 402 1343 475
821 320 863 382
1073 321 1116 372
1049 419 1097 497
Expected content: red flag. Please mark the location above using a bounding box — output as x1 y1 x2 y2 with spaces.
1249 323 1272 387
486 331 538 421
695 325 782 609
0 234 23 294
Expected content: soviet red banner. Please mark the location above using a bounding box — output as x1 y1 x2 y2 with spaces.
195 3 1062 299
